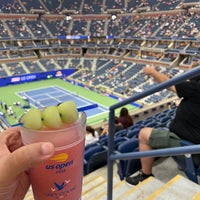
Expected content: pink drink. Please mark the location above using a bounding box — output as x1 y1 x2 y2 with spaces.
20 112 86 200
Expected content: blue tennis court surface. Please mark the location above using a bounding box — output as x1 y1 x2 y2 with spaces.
17 86 108 118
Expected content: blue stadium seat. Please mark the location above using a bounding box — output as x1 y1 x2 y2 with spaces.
173 140 200 184
113 137 129 150
116 138 141 180
97 135 108 146
114 129 127 137
85 142 99 151
126 128 140 139
101 136 129 150
84 145 107 175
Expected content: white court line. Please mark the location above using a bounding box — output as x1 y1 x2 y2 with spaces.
54 87 90 104
15 94 43 108
54 86 108 110
30 87 82 105
46 94 61 103
26 93 47 98
16 85 108 113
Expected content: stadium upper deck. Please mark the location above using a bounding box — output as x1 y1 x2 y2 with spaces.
0 0 199 86
0 0 198 62
0 0 199 130
1 0 200 14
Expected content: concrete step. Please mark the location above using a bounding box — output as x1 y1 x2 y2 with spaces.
82 163 121 200
83 173 200 200
95 176 164 200
116 176 164 200
147 174 200 200
23 158 200 200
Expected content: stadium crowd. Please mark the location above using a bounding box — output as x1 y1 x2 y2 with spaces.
0 0 199 128
0 2 199 200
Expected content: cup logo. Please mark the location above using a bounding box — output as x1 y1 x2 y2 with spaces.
46 153 73 172
50 153 69 162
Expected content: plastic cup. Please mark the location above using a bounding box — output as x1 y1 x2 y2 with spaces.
20 112 86 200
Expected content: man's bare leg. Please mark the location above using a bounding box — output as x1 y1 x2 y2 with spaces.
139 127 154 175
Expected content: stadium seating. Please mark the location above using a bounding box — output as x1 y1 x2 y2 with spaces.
173 140 200 184
114 129 127 137
126 128 140 139
113 137 129 150
85 142 99 151
84 144 107 175
97 135 108 146
0 0 200 182
116 137 141 180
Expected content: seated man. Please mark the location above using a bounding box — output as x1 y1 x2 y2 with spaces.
126 65 200 186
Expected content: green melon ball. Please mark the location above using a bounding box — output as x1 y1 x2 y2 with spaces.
42 106 62 129
57 101 78 124
21 108 43 130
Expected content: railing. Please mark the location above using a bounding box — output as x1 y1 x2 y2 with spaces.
107 65 200 200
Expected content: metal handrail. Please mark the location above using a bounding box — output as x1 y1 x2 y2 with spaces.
107 66 200 200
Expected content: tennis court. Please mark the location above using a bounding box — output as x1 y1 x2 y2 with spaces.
17 86 108 118
0 79 138 126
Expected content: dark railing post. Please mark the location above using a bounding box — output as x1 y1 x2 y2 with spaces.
107 66 200 200
107 109 115 200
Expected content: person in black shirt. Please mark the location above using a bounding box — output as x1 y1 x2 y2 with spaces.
169 80 200 143
126 65 200 186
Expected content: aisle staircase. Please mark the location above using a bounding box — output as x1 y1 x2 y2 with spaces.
82 165 200 200
24 158 200 200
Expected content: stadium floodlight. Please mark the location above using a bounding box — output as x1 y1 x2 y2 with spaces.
66 15 72 21
111 14 117 21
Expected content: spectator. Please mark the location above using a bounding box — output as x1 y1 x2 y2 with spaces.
100 123 109 136
100 117 124 136
125 65 200 186
118 107 134 129
114 116 124 133
85 125 99 146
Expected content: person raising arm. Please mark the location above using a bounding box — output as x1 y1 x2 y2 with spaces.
125 65 200 186
143 65 176 92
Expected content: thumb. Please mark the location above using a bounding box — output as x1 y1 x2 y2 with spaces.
3 142 55 181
